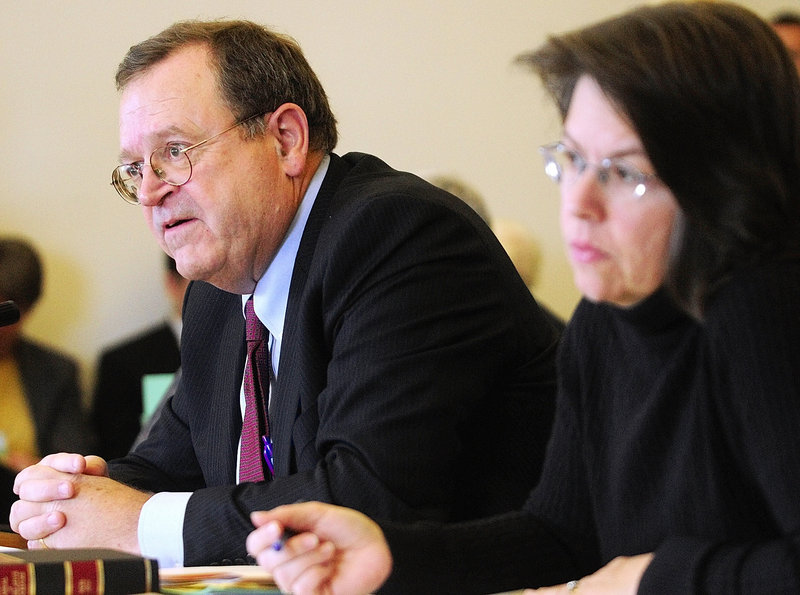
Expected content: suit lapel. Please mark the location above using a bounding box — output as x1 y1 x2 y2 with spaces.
270 154 350 475
217 305 247 484
185 282 247 486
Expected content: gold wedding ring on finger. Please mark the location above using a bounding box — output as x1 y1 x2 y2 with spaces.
566 579 579 592
37 538 49 549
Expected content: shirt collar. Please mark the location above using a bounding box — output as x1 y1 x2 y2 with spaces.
241 154 330 344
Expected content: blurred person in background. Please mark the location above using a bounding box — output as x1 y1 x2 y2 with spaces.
91 254 188 460
0 237 94 520
428 173 566 329
772 10 800 72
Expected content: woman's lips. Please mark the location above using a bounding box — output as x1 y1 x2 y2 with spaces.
569 241 607 264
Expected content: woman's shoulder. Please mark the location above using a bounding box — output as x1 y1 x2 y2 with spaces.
704 259 800 342
15 338 77 370
707 259 800 313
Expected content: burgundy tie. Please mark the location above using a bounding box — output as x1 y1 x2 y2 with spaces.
239 297 273 482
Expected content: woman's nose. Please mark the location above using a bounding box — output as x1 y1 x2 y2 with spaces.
561 169 606 221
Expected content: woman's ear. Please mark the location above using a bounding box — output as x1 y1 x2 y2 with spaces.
267 103 310 177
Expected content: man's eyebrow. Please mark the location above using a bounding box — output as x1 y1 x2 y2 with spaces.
118 150 140 164
117 125 193 163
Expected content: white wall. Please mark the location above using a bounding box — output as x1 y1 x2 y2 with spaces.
0 0 790 397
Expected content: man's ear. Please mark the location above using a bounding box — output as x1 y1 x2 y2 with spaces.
267 103 309 177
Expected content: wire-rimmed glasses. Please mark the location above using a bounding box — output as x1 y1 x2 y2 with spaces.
539 141 658 199
111 113 265 205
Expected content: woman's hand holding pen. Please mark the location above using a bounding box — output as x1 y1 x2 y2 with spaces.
247 501 392 595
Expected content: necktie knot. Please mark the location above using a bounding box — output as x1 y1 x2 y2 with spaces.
245 297 267 343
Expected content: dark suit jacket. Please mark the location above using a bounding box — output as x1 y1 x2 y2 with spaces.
0 339 94 517
91 322 180 459
109 152 560 565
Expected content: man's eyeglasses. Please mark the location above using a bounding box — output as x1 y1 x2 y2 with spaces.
111 113 265 205
539 142 658 199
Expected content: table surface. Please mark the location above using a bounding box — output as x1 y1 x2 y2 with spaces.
0 532 26 549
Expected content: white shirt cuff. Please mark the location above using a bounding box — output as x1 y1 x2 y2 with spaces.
138 491 192 568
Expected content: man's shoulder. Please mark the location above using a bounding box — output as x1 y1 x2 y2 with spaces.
337 151 390 172
326 152 467 217
335 152 429 191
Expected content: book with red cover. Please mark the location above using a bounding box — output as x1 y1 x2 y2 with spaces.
0 548 159 594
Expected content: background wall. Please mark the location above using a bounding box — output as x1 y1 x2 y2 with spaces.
0 0 792 398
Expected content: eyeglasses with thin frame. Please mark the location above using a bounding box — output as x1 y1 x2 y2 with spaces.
539 141 658 199
111 112 266 205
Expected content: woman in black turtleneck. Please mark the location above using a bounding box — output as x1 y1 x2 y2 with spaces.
246 3 800 594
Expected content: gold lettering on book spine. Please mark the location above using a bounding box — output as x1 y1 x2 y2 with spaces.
27 562 35 595
143 558 153 592
96 560 105 594
63 561 72 595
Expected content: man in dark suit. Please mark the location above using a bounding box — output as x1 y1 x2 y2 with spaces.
90 255 186 460
10 20 559 566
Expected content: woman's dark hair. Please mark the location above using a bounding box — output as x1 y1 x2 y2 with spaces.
116 19 338 154
0 237 42 312
520 1 800 318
